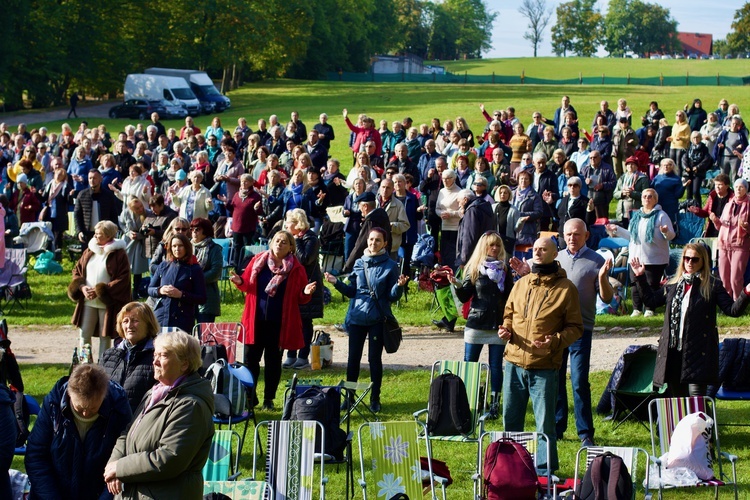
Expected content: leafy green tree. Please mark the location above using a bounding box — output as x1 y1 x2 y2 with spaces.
519 0 552 57
727 3 750 54
713 39 729 57
551 0 602 57
603 0 679 56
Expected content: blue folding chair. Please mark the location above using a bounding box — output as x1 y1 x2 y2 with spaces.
213 362 257 453
598 237 630 297
14 394 41 455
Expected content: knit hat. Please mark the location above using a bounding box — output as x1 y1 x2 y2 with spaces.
16 174 28 185
175 170 187 182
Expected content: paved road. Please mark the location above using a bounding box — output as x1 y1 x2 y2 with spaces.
1 102 115 127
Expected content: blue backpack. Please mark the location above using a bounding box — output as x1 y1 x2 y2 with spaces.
411 233 436 268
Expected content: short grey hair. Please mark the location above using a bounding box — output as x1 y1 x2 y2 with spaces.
533 151 548 162
146 125 157 133
458 189 475 202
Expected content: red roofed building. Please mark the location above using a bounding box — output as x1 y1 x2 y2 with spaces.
678 32 713 57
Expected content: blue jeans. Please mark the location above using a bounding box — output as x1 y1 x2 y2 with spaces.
344 232 357 263
464 343 505 394
503 363 559 473
556 329 594 441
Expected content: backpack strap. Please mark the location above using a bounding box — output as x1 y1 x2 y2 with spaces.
607 454 623 500
429 373 445 429
590 454 604 499
447 375 470 437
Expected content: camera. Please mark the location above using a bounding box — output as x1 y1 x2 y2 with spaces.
139 223 155 236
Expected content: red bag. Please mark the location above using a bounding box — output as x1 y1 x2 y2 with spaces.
419 456 453 486
483 438 538 500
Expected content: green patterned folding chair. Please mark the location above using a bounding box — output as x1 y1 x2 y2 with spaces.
203 480 273 499
203 430 242 482
648 396 738 500
413 360 489 468
252 420 327 500
357 421 447 500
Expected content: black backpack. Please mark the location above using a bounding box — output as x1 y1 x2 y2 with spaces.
426 372 473 436
290 386 348 460
575 452 633 500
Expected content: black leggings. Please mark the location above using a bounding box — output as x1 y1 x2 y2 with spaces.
664 348 708 397
347 323 384 399
244 318 283 403
630 263 666 312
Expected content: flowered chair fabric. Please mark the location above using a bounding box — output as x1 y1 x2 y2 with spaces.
202 430 241 482
252 420 326 500
648 396 738 499
358 421 446 500
203 480 272 499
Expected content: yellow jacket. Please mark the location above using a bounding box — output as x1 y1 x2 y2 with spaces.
502 265 583 370
9 159 45 182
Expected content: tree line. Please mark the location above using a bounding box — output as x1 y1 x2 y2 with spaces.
0 0 495 111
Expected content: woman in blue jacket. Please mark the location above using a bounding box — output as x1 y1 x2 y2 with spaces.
324 228 409 413
148 232 206 333
25 364 131 499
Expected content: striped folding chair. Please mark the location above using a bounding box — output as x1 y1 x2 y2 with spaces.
559 445 651 499
648 396 738 499
193 322 243 364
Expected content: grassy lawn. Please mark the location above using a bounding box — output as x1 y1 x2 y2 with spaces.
11 364 750 497
433 57 750 79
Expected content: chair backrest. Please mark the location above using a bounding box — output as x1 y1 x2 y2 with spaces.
0 253 23 287
213 238 232 264
202 429 241 482
598 237 629 252
253 420 325 500
573 446 650 498
358 421 437 500
649 396 713 458
193 322 242 364
18 222 52 254
431 360 488 437
616 348 658 394
673 211 705 246
203 480 272 499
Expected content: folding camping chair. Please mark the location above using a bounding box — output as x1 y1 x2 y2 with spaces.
712 340 750 427
252 419 327 500
212 238 235 300
0 248 29 314
192 322 242 364
212 362 257 454
672 210 706 246
598 237 630 298
649 396 739 500
202 429 242 482
358 421 448 500
559 445 651 499
610 345 667 431
13 222 54 261
203 480 273 499
414 360 489 474
473 431 556 500
283 375 355 500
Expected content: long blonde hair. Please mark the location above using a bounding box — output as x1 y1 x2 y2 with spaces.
668 242 711 300
464 232 506 284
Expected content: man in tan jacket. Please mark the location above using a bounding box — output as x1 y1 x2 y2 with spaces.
498 236 583 473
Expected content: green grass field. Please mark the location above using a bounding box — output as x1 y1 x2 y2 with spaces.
433 56 750 79
11 364 750 497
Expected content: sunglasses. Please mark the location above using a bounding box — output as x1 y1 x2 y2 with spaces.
683 255 701 263
174 227 189 232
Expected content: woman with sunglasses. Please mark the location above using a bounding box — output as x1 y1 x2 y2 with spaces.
451 231 513 419
631 243 750 397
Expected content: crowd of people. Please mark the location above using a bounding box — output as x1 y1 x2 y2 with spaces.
2 93 750 493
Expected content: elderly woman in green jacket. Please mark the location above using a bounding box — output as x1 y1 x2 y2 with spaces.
104 330 214 499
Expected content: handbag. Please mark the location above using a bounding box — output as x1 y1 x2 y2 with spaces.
363 262 402 354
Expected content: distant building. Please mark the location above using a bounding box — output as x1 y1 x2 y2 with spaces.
371 54 445 75
678 32 713 57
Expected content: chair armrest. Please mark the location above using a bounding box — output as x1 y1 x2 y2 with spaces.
413 408 427 421
322 477 329 485
559 490 574 498
720 451 738 464
650 455 661 466
228 472 241 481
358 479 367 488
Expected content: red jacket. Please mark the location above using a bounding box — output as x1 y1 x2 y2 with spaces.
234 252 311 349
345 117 382 154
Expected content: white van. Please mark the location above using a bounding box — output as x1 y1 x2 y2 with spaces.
123 74 201 116
144 68 231 113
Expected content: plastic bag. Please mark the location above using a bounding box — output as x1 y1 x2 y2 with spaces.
647 456 701 488
667 412 714 480
311 330 333 370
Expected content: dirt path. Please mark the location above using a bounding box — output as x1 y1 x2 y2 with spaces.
9 323 664 372
1 102 115 127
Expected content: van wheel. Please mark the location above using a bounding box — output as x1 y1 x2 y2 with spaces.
138 112 147 120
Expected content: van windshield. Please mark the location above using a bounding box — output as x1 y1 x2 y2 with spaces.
199 85 221 96
172 88 196 100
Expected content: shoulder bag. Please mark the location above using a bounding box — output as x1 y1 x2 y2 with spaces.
363 262 402 353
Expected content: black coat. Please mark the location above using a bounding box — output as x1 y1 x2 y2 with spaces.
557 195 595 242
456 198 495 268
454 266 514 330
296 231 324 319
73 187 122 241
637 274 750 386
100 339 156 414
343 208 391 273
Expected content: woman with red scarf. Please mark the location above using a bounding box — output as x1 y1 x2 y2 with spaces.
230 230 317 410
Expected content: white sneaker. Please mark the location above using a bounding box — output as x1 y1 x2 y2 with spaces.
292 358 311 370
630 310 642 317
282 357 296 369
644 310 655 318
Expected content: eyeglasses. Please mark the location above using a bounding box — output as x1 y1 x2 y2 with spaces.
568 184 580 188
174 227 189 232
642 194 654 198
190 227 201 232
683 255 701 263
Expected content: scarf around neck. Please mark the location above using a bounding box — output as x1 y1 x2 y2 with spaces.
479 257 506 292
669 273 696 350
629 207 659 244
531 261 558 275
250 250 294 297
